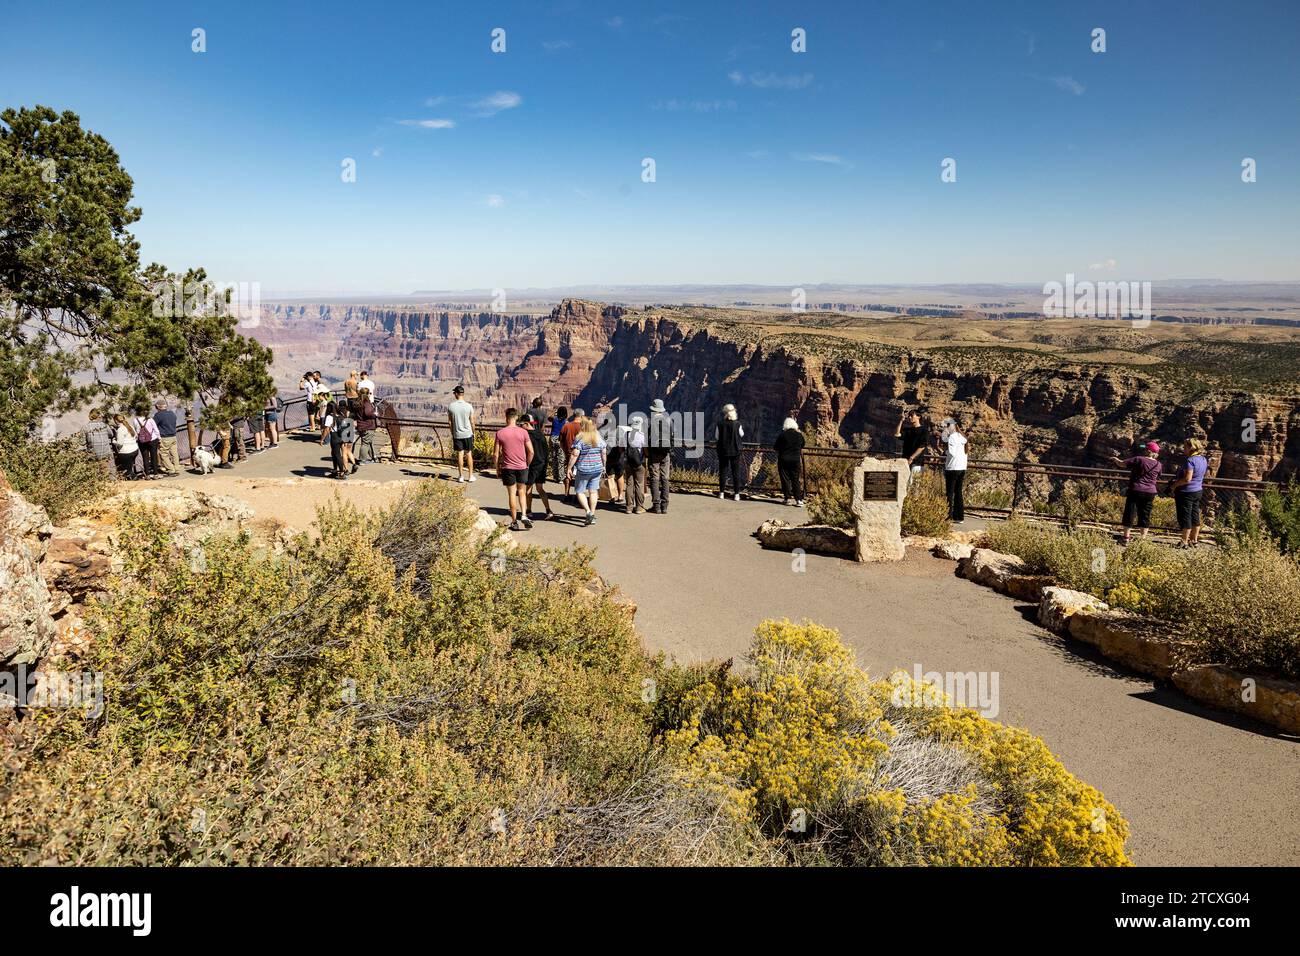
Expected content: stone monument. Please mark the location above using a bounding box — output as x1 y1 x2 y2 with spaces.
850 456 909 562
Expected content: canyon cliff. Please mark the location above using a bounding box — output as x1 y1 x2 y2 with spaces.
252 299 1300 482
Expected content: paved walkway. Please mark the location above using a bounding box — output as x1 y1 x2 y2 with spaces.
164 433 1300 866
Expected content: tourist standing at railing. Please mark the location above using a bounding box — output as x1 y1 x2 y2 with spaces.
319 401 347 480
942 418 968 522
646 399 675 515
357 370 377 399
569 416 607 527
133 407 162 478
559 408 584 500
774 417 805 507
447 385 477 483
343 370 359 411
82 410 115 475
111 414 139 479
264 393 281 447
898 410 929 482
1112 441 1162 544
521 411 555 521
548 405 568 482
605 421 627 505
495 407 535 531
624 413 648 514
152 401 182 476
716 403 745 501
1171 438 1209 548
352 388 378 472
299 372 319 430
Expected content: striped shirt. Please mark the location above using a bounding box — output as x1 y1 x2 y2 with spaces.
571 436 606 475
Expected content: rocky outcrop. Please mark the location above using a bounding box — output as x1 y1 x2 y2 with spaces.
0 479 57 667
755 519 856 556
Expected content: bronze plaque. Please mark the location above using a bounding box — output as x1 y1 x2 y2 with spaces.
861 470 899 501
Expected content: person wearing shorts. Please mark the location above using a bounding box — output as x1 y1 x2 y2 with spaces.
447 385 477 482
1114 441 1162 544
568 416 607 526
494 408 534 531
1171 438 1209 548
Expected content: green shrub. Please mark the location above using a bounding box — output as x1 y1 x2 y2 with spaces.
806 474 853 527
0 437 112 522
986 520 1300 678
902 470 950 537
1225 480 1300 555
0 484 1134 865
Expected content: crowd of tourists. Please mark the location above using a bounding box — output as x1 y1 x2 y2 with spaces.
300 369 381 479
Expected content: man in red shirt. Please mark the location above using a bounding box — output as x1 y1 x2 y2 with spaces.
558 407 584 500
494 407 535 531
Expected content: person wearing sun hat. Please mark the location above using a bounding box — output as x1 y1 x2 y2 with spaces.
1113 440 1163 544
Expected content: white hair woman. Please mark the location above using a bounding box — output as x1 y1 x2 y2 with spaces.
715 403 745 500
773 417 805 506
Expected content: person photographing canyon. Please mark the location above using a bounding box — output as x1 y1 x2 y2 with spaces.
1110 441 1163 544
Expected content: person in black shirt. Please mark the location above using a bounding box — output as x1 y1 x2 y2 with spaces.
898 410 929 483
773 417 806 505
715 403 745 500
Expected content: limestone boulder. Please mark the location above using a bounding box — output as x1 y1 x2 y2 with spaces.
932 541 974 561
755 519 856 557
1039 586 1108 634
958 548 1027 589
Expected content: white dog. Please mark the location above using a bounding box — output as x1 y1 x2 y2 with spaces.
192 446 219 474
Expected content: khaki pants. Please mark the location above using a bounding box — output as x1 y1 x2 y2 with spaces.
647 453 671 512
624 464 646 512
158 436 180 475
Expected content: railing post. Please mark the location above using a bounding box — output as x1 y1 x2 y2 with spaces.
1011 460 1025 514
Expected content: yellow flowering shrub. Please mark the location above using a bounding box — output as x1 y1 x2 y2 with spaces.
663 622 1132 866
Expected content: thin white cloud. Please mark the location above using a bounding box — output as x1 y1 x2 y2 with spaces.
1089 258 1117 272
745 149 769 159
399 118 455 129
792 152 849 167
371 147 383 157
729 71 814 90
424 95 447 107
471 91 522 116
1050 75 1085 95
605 16 624 30
651 98 736 113
485 194 505 208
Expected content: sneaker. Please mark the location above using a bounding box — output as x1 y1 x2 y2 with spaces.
585 513 595 526
648 506 661 514
522 516 534 529
509 520 522 531
783 498 791 506
350 463 359 474
733 493 741 502
544 511 556 520
796 499 805 507
467 474 477 483
456 475 466 483
718 492 726 499
634 506 647 514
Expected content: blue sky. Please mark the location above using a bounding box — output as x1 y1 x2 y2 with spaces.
3 0 1298 292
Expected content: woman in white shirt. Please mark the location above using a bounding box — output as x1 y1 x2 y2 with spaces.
112 414 140 479
943 418 968 522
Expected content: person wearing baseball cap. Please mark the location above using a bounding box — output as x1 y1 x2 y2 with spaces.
1112 440 1162 544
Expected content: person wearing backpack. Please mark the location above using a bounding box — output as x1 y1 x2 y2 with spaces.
521 411 555 521
623 413 648 514
646 399 675 514
715 403 745 501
